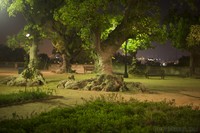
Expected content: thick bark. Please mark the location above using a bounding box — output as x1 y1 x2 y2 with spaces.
93 30 117 75
28 41 38 69
95 11 133 75
93 1 146 75
97 43 124 75
98 51 113 75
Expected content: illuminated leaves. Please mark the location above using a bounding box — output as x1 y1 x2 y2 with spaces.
0 0 9 10
6 0 24 17
187 25 200 46
167 0 200 51
54 0 123 43
101 17 122 41
121 33 151 53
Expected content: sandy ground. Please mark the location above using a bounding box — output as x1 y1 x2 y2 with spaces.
0 69 200 120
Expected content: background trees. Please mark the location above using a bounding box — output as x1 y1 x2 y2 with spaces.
0 44 26 62
48 22 86 73
167 0 200 75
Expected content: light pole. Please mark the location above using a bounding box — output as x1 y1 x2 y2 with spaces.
124 40 128 78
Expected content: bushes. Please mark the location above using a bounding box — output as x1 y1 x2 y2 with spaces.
0 87 54 107
0 95 199 132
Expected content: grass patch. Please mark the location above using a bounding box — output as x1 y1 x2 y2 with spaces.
0 94 199 132
0 86 55 107
125 76 200 92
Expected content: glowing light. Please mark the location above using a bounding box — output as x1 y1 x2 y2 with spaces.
26 33 30 37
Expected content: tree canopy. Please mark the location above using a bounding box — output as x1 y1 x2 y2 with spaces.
167 0 200 50
187 25 200 47
1 0 168 75
166 0 200 75
54 0 166 74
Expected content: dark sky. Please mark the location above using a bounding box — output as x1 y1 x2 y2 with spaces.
0 9 26 43
137 43 189 61
0 4 189 60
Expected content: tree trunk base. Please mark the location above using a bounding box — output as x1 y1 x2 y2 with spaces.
0 69 45 86
57 74 148 92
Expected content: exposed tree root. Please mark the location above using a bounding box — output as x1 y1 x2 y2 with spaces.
0 69 45 86
57 74 148 92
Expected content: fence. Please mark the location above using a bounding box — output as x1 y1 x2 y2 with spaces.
145 66 200 76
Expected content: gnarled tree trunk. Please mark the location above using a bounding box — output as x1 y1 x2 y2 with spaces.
93 29 121 75
29 41 38 69
97 48 115 75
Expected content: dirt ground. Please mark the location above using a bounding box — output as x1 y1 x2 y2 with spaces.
0 69 200 120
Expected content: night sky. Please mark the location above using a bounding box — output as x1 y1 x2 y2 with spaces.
0 6 189 61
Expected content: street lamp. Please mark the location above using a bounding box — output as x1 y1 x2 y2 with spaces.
26 33 30 37
124 40 128 78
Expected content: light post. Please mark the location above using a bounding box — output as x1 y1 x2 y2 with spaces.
124 40 128 78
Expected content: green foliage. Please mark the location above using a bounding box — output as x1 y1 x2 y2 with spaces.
121 24 167 53
7 0 25 17
7 24 46 55
3 0 52 51
0 0 9 11
0 87 53 107
122 34 151 53
0 95 199 132
168 18 190 49
187 25 200 46
167 0 200 50
54 0 124 45
54 0 165 45
100 16 123 41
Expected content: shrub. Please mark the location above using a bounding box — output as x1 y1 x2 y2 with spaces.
0 86 54 107
0 94 199 132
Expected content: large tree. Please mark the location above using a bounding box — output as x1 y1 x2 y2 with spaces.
166 0 200 76
55 0 166 75
56 0 167 92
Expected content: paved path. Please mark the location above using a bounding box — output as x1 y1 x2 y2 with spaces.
0 88 200 120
